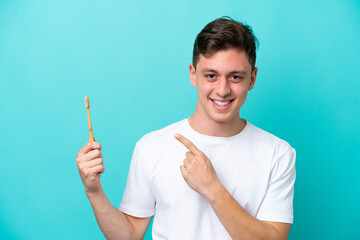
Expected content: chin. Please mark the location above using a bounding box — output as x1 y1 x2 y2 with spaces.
209 114 238 124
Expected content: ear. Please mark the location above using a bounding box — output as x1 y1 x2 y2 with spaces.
248 67 258 91
189 63 197 88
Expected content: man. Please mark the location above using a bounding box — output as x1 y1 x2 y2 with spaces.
76 17 296 240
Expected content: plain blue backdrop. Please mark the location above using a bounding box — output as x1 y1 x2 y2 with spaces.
1 0 359 239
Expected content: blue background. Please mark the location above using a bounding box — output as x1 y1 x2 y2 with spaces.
1 0 359 239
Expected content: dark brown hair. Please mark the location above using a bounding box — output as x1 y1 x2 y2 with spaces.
192 17 259 70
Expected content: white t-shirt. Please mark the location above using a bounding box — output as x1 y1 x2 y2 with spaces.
119 119 296 240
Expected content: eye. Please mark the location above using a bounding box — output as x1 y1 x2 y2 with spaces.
205 74 217 82
206 74 215 79
231 75 243 82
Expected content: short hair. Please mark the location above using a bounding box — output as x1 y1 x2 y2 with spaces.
192 17 259 70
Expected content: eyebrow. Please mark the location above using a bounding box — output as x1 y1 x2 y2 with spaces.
200 68 247 75
228 70 246 75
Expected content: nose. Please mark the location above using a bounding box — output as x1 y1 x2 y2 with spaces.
215 77 231 98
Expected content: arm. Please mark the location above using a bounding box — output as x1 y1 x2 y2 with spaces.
175 134 291 240
86 188 152 240
205 180 290 240
76 141 151 240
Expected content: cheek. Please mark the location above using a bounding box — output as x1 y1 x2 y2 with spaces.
197 81 213 96
233 86 249 98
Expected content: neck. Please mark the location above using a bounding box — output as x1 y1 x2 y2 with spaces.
188 112 246 137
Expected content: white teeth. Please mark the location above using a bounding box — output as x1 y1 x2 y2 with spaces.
213 100 230 106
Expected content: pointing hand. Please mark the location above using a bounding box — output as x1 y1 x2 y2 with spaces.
175 134 220 198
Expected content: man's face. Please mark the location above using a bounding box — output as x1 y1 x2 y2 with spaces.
189 49 257 125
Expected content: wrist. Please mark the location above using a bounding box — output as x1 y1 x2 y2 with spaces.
203 179 226 203
85 188 112 214
85 187 104 199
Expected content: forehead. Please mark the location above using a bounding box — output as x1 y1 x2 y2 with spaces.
196 49 251 73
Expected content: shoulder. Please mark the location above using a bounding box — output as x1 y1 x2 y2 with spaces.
246 121 295 156
135 119 186 152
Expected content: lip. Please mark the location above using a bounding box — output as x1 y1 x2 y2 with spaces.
211 98 234 102
210 98 234 111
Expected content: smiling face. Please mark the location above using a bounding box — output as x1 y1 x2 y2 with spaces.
189 48 257 126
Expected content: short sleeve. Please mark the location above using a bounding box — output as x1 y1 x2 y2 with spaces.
256 146 296 223
119 142 155 217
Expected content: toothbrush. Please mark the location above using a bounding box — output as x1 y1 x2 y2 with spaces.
84 96 94 142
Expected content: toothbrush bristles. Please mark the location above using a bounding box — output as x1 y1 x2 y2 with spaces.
84 96 89 108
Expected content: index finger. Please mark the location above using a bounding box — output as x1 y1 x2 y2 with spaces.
79 141 102 155
174 134 201 155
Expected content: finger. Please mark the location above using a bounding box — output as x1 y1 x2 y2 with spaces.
185 151 196 163
183 158 191 168
174 134 201 155
78 149 102 163
83 158 103 168
99 165 105 173
180 165 187 177
79 141 102 156
85 165 105 177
